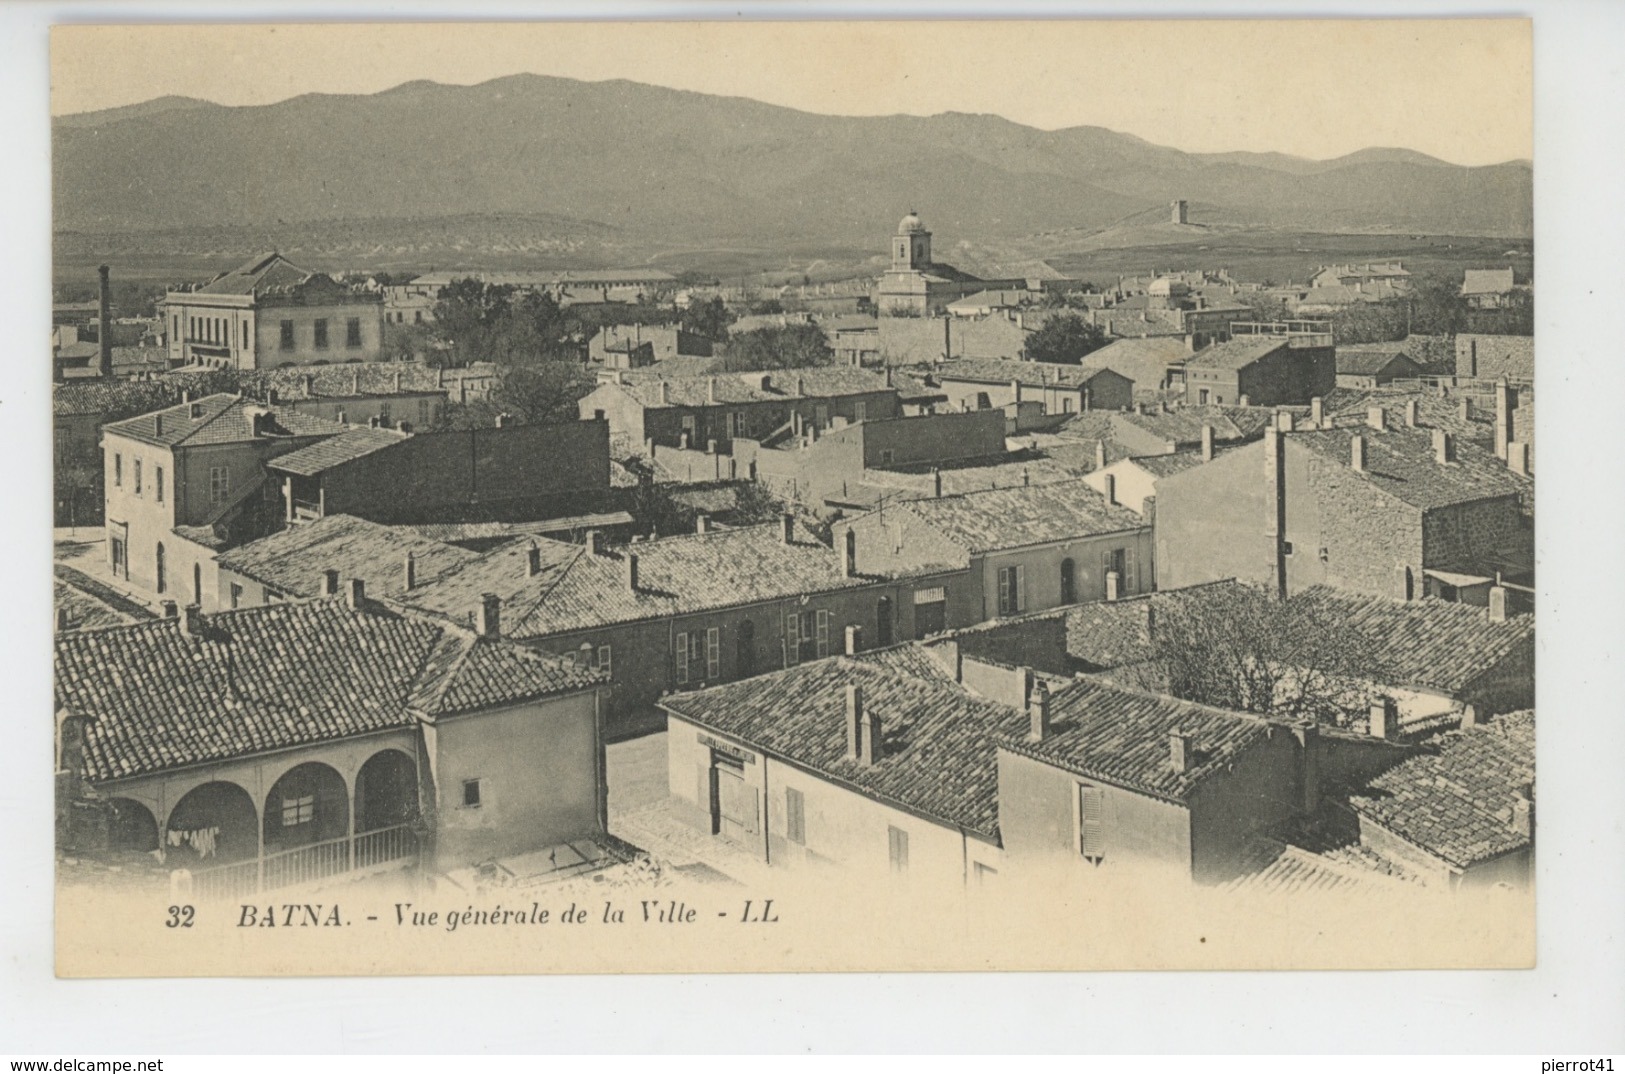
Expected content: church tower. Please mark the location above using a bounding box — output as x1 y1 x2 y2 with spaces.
892 211 932 271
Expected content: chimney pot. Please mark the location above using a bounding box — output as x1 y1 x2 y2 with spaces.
182 604 203 636
624 551 640 592
160 600 178 619
695 514 709 535
346 578 366 610
1511 783 1534 838
1201 424 1215 462
181 389 192 404
780 513 795 545
1488 585 1509 623
933 468 944 498
1277 410 1295 432
154 415 164 437
1366 406 1387 431
586 530 603 556
1169 730 1194 774
844 624 862 656
403 552 417 591
321 569 340 597
526 543 543 577
336 409 347 425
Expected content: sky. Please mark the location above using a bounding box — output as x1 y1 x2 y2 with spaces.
50 19 1532 166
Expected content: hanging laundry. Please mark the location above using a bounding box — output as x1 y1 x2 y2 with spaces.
187 827 219 859
167 829 184 848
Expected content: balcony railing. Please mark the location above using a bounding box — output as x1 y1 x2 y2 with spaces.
179 824 418 901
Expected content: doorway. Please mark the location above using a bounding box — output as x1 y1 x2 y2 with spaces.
709 753 758 845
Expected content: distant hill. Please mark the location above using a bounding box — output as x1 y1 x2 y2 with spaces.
53 74 1533 250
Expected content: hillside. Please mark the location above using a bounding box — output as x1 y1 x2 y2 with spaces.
53 74 1533 252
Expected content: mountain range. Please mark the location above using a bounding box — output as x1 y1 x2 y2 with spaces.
52 74 1533 259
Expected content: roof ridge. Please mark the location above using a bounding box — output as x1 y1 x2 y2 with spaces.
170 392 245 445
499 542 590 637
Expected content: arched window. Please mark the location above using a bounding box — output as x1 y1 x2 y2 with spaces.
1060 558 1076 605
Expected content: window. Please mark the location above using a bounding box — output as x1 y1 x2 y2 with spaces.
887 825 910 873
879 448 895 465
1283 541 1295 556
876 596 894 647
242 321 250 349
1102 547 1134 596
1198 388 1210 404
1063 397 1076 413
281 794 315 828
279 320 295 350
462 779 482 808
997 565 1025 616
596 645 613 677
975 391 992 410
854 401 867 423
414 310 423 324
814 610 830 659
705 627 721 680
155 466 165 504
675 631 691 684
346 317 362 348
784 611 799 667
133 459 142 496
729 411 746 439
313 318 329 349
736 619 755 678
229 583 243 610
209 466 230 505
1079 784 1106 863
785 787 806 846
815 404 828 426
1060 558 1076 605
974 862 998 884
113 453 122 488
379 402 391 423
172 314 180 340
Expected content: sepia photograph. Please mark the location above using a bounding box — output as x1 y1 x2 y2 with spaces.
44 17 1549 981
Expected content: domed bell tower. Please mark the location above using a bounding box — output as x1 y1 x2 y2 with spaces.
893 211 931 271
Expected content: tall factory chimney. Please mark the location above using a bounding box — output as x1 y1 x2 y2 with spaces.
97 265 113 378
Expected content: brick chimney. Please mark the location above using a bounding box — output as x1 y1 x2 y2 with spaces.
624 551 640 593
475 593 501 638
1366 406 1387 431
1026 680 1052 743
1169 729 1194 774
346 578 366 611
845 684 864 761
1350 433 1367 473
1488 585 1509 623
321 569 340 597
154 415 165 438
403 552 417 591
844 624 862 656
526 543 543 577
96 265 112 378
841 528 857 577
182 604 204 636
1433 429 1456 464
1201 424 1215 461
1369 697 1400 741
779 513 795 545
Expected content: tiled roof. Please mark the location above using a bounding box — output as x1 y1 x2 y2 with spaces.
191 253 313 296
888 481 1145 554
1184 337 1288 370
54 600 604 782
1127 447 1235 478
946 289 1037 310
935 358 1115 390
267 426 409 476
660 652 1028 839
996 677 1273 803
1348 710 1534 869
242 363 456 398
215 514 479 599
1218 839 1414 897
1461 268 1515 296
408 513 635 544
1289 424 1530 511
400 523 884 638
54 564 154 633
101 394 347 448
1322 389 1492 443
1085 337 1191 382
53 380 171 417
1336 348 1413 376
1287 588 1533 695
1061 582 1252 671
616 368 894 408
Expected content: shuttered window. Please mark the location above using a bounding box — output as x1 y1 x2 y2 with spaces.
675 632 691 684
784 611 800 667
815 610 830 658
705 627 720 679
1079 784 1106 863
785 787 806 845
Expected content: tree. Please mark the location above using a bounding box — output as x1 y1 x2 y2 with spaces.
491 361 596 426
720 324 834 372
382 321 434 363
679 296 736 343
1116 584 1392 727
1023 313 1109 365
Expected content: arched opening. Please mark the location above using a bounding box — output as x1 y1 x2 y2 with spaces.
263 762 349 852
1060 558 1077 605
154 542 167 595
876 597 895 647
106 798 159 854
354 750 419 834
736 619 756 678
166 781 257 864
